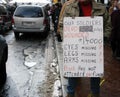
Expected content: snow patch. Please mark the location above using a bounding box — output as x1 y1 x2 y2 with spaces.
24 61 37 68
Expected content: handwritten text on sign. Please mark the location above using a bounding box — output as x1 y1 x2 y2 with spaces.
63 17 104 77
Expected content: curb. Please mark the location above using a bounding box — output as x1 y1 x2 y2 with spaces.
54 36 68 97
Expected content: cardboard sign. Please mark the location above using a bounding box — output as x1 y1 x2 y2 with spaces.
63 17 104 77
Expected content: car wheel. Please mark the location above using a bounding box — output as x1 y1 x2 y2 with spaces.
14 31 19 39
42 28 49 38
0 46 8 89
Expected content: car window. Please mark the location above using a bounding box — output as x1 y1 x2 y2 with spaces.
14 6 43 17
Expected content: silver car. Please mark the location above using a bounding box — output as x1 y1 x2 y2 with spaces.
12 5 50 39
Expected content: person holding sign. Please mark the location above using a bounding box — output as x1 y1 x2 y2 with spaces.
59 0 111 97
111 1 120 59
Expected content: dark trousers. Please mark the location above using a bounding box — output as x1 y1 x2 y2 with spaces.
67 77 100 95
111 40 116 55
111 40 120 57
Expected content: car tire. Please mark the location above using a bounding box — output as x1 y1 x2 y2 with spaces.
0 46 8 89
42 28 49 38
14 31 19 39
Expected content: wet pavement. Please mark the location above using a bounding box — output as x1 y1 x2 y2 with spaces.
75 44 120 97
0 31 62 97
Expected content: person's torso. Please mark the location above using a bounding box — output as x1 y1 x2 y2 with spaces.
63 1 106 17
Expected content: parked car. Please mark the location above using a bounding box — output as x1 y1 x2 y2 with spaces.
0 35 8 89
0 4 12 34
12 4 50 39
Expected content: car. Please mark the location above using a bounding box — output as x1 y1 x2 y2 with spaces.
12 4 50 39
0 4 12 34
0 35 8 89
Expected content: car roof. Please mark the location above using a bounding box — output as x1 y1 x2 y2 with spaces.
17 4 43 8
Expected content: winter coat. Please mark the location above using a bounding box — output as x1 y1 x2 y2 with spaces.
111 10 120 41
59 0 111 40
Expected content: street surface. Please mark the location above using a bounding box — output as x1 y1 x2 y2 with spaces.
0 29 120 97
0 30 61 97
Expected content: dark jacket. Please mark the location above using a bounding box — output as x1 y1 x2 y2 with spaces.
111 10 120 41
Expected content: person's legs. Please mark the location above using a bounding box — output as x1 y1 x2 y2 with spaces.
116 40 120 59
111 40 116 57
90 77 100 97
67 78 78 96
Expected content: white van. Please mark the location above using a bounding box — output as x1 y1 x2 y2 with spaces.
12 5 50 39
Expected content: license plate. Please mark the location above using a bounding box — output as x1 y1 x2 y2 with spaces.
22 22 35 26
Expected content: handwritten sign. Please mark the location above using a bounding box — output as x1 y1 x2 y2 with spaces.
63 17 104 77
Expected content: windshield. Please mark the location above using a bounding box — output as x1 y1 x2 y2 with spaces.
14 6 43 17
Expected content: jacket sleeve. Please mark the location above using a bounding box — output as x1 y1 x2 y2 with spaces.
58 5 67 40
59 2 73 40
57 0 74 39
103 8 112 38
57 3 66 35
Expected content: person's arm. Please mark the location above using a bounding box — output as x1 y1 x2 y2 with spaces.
57 2 68 36
103 8 112 39
58 8 66 40
57 0 73 38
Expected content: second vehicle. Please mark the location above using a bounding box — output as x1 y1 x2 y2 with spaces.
12 4 50 39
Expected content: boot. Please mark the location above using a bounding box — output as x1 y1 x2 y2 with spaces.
66 93 74 97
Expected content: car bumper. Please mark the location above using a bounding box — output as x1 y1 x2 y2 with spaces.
12 26 46 33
